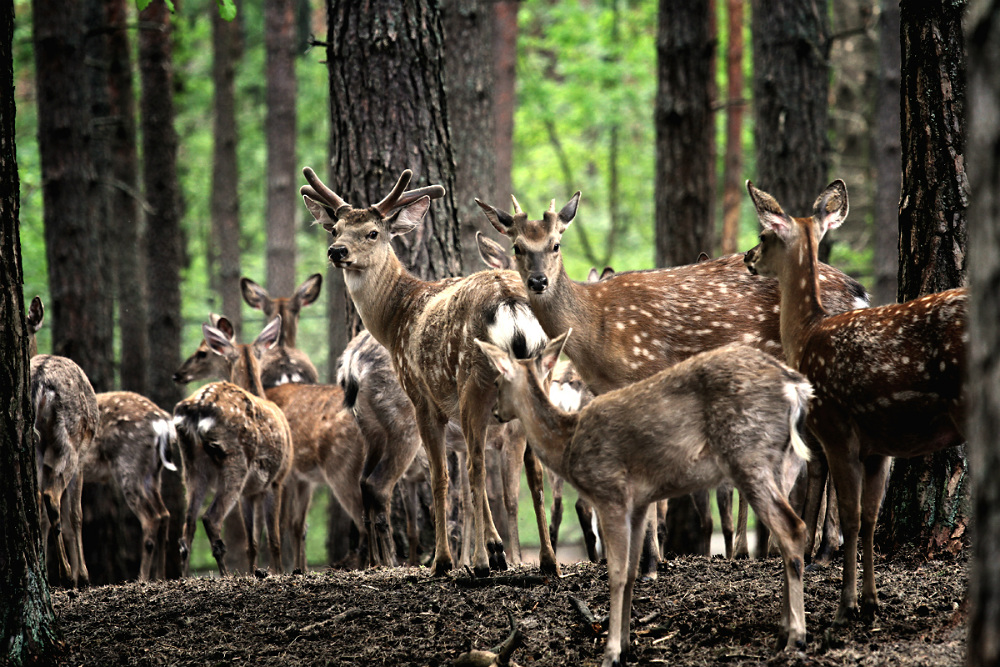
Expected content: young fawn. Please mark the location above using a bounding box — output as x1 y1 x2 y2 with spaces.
478 332 812 666
744 179 967 625
173 317 294 576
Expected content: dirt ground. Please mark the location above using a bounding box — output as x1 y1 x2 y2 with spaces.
50 548 968 667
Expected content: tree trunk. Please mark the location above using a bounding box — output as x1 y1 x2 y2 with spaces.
751 0 831 260
442 0 497 276
493 0 518 226
138 1 186 578
266 0 298 297
32 0 114 392
1 3 61 661
966 2 1000 663
720 0 744 256
323 0 461 561
212 9 243 339
654 0 714 268
876 0 969 560
872 0 901 307
107 0 149 394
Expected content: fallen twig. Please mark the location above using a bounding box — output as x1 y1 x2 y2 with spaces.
569 596 603 636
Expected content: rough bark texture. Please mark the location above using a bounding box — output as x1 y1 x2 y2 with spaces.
1 2 61 661
872 0 901 306
107 0 149 394
751 0 831 259
720 0 744 256
266 0 299 298
212 10 244 340
493 0 518 229
965 1 1000 663
877 0 969 560
138 1 185 579
654 0 714 268
442 0 497 276
32 0 114 392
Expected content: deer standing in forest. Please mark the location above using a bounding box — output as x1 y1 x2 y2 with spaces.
173 317 293 576
476 193 867 570
478 333 812 667
301 166 559 576
88 391 177 581
27 296 99 588
744 179 967 625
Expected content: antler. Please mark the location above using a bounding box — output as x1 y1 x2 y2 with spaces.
301 167 446 219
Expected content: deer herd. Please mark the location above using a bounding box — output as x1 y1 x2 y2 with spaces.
25 165 968 666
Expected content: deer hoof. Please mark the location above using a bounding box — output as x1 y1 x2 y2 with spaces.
431 558 453 577
473 563 492 579
832 605 857 627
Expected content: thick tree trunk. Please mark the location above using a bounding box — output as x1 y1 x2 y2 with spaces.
266 0 298 297
719 0 744 256
442 0 497 276
872 0 901 307
138 1 186 578
493 0 518 225
107 0 149 394
751 0 831 260
32 0 114 392
654 0 714 268
212 10 243 339
2 1 60 659
876 0 969 560
967 2 1000 662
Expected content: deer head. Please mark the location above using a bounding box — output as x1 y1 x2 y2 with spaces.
172 315 235 384
26 295 44 358
477 330 570 425
241 274 322 348
202 315 281 397
476 193 581 295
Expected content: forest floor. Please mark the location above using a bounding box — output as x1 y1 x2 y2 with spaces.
50 548 968 667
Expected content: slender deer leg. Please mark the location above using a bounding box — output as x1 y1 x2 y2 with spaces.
827 438 864 626
263 483 284 574
498 427 524 565
717 484 734 559
860 455 892 619
65 473 89 587
240 496 259 573
523 443 559 574
599 505 631 667
460 399 502 576
180 470 210 576
620 504 649 665
415 408 453 575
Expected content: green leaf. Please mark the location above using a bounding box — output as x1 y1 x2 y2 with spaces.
216 0 237 21
135 0 175 11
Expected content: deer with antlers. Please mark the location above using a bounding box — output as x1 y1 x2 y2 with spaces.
744 179 967 625
301 167 560 577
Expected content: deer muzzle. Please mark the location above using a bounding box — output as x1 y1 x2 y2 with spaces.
526 273 549 293
329 245 351 267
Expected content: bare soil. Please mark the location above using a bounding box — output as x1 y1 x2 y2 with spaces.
51 552 967 666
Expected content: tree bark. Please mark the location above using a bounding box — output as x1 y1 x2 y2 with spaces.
654 0 714 268
720 0 744 256
212 9 243 339
442 0 497 276
1 2 61 660
751 0 831 259
266 0 299 297
493 1 518 225
876 0 969 560
966 1 1000 663
32 0 114 392
138 1 186 579
872 0 901 307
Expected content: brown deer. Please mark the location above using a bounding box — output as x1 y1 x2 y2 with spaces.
476 193 867 570
240 273 322 387
27 296 99 588
301 166 558 577
744 179 967 626
478 333 813 666
88 391 178 581
173 317 294 576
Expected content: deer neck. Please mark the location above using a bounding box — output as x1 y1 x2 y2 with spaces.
528 266 596 344
776 223 827 368
512 373 578 478
342 254 417 347
231 346 266 398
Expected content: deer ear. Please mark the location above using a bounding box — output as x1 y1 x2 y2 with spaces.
747 181 793 237
213 315 236 341
476 339 517 381
303 195 336 232
27 296 44 333
241 277 269 310
476 232 513 271
537 330 571 379
476 199 515 236
557 192 581 232
813 180 849 237
295 274 323 307
389 196 429 237
203 323 235 357
256 316 282 350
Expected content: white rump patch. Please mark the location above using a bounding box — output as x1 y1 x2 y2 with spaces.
197 416 216 435
487 302 548 358
549 383 583 412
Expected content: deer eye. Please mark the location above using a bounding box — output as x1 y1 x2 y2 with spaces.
367 230 379 240
552 243 560 252
513 245 523 256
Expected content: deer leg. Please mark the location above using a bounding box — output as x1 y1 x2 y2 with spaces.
546 467 565 553
523 443 559 575
733 493 750 559
64 472 89 587
415 410 453 576
285 479 313 573
576 497 601 562
498 427 524 565
814 480 840 567
827 442 864 626
717 483 735 559
459 401 501 577
180 471 210 576
124 486 160 583
263 482 284 575
860 455 891 620
598 504 632 667
401 475 422 566
640 503 660 579
240 496 260 572
691 490 713 556
620 504 649 666
801 449 828 565
41 486 73 587
201 482 244 576
149 482 170 581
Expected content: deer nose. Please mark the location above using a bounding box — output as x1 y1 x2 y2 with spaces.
527 274 548 293
329 245 349 263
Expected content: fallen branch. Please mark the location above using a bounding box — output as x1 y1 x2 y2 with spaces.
568 596 603 636
452 611 524 667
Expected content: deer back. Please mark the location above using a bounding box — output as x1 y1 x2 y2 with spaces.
89 391 177 483
478 195 869 395
31 354 99 479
